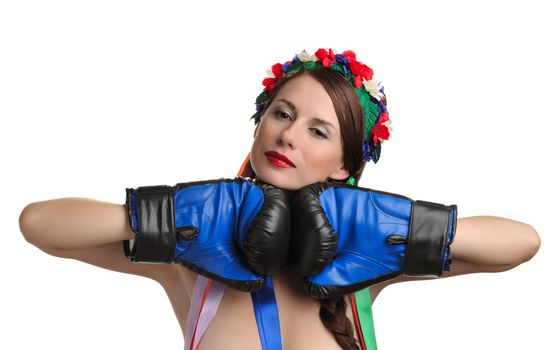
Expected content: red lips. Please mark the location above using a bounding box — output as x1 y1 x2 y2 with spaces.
265 151 296 168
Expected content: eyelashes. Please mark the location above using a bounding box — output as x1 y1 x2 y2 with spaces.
273 110 329 139
275 110 291 120
311 128 328 138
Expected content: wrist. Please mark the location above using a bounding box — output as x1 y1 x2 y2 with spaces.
403 200 458 277
123 185 176 263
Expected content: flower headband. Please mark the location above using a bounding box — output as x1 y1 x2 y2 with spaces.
250 48 393 165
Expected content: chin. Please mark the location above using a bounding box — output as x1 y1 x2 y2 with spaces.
255 170 300 190
250 151 307 190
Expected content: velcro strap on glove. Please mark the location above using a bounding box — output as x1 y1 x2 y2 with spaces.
123 185 176 263
404 200 457 277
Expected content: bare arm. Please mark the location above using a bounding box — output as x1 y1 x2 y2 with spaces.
372 215 541 294
18 197 179 282
449 215 541 268
19 197 134 250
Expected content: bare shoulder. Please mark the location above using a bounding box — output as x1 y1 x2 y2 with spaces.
370 258 515 296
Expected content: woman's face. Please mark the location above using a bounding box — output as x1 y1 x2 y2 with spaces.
250 73 349 190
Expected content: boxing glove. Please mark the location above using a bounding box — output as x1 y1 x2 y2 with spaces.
291 182 457 299
124 177 291 292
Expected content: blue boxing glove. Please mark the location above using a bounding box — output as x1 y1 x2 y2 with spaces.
291 182 457 299
124 177 291 292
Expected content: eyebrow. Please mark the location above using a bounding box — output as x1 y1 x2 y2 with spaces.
275 98 336 131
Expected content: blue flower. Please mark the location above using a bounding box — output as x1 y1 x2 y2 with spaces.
335 54 349 65
362 138 381 163
282 61 292 73
362 141 372 162
333 54 351 75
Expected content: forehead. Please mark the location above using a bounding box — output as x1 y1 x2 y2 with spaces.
273 74 338 124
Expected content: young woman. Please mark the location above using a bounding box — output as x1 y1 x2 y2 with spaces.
18 48 541 350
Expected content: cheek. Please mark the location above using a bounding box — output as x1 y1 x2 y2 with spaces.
255 118 275 139
252 122 268 147
250 122 273 167
304 143 343 172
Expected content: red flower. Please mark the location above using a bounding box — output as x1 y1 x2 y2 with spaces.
371 121 391 146
342 50 357 63
263 78 277 91
350 61 374 88
315 48 336 67
379 111 389 123
271 63 283 78
262 63 284 91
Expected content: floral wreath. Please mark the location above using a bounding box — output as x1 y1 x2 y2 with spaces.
250 48 393 167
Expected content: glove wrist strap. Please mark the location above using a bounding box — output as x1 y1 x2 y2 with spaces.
123 185 176 263
404 200 457 276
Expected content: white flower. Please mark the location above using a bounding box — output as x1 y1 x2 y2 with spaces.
297 50 318 62
385 119 393 129
377 120 394 145
383 120 393 137
363 79 384 100
266 68 277 78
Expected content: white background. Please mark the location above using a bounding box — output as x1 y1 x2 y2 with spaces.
1 0 554 349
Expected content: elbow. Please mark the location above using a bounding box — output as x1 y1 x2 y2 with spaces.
523 224 541 262
19 203 39 245
19 203 62 256
509 224 541 268
19 202 48 249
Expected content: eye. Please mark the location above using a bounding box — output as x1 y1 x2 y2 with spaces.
311 128 328 139
274 110 291 120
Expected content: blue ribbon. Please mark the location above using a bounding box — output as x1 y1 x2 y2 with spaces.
251 277 282 350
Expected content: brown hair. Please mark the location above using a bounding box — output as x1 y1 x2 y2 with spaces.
254 67 366 349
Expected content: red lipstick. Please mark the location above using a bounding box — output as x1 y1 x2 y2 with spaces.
265 151 296 168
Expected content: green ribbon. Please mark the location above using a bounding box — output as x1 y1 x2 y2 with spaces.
347 176 378 349
354 288 377 350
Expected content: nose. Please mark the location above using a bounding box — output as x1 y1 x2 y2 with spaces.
278 123 298 148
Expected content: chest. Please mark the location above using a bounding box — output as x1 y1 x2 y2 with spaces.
177 270 359 350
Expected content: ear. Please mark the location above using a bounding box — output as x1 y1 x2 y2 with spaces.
328 165 350 182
